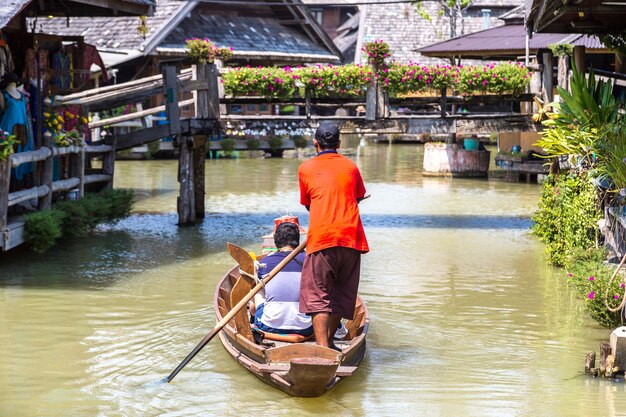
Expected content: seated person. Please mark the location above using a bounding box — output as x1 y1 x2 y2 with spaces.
250 222 313 341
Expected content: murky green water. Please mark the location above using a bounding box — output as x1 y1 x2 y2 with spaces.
0 139 622 417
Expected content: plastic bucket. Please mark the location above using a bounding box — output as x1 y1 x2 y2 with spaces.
463 138 480 151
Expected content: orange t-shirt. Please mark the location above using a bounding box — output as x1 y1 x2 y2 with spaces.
298 152 369 254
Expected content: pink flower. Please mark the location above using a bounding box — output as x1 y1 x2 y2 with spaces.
588 292 595 299
589 276 595 281
567 273 573 277
621 283 625 288
615 295 620 299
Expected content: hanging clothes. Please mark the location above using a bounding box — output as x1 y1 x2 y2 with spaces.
0 33 15 80
66 43 108 85
22 48 49 82
51 49 72 90
0 90 34 180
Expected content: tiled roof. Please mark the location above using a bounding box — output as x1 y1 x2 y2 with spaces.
160 14 336 58
35 0 186 51
0 0 30 29
358 0 524 65
419 24 607 57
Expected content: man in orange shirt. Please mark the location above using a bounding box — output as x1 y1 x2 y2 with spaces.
298 122 369 350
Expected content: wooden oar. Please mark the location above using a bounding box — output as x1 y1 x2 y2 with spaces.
163 239 307 383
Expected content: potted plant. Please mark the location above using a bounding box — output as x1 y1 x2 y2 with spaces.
0 130 18 161
184 38 233 64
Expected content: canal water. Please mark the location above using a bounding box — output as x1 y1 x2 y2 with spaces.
1 138 623 417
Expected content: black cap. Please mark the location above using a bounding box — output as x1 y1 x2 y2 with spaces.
315 122 340 148
3 73 20 86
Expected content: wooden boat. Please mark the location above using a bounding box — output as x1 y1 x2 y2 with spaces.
213 249 369 397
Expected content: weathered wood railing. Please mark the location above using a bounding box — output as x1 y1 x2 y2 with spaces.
0 142 114 250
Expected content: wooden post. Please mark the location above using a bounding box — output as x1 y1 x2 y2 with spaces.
440 87 447 118
71 147 85 198
177 135 195 225
214 60 226 117
163 65 181 136
616 54 625 74
366 82 377 121
102 137 116 190
0 159 10 233
305 89 312 119
541 51 554 103
557 54 570 90
193 63 209 119
39 131 53 209
192 135 207 219
573 46 586 75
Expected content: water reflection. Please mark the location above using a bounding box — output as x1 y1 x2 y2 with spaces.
0 142 622 417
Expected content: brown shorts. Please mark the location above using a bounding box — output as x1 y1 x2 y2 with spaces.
299 246 361 320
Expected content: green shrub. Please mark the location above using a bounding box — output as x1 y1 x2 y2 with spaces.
55 200 90 238
247 138 261 150
531 172 601 267
23 189 135 253
24 209 65 253
268 136 283 153
99 188 134 223
292 136 308 149
566 248 624 327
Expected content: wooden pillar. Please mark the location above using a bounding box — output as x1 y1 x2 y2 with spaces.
71 147 85 198
102 137 116 190
0 159 10 232
39 131 53 209
193 63 209 119
557 54 570 90
163 65 181 136
214 60 226 116
573 45 586 75
440 87 447 118
366 82 377 121
192 135 207 219
615 53 624 74
177 135 195 225
541 51 554 103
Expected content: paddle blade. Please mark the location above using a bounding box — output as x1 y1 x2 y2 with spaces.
226 242 255 275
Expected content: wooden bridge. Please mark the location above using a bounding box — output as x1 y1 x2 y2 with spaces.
0 62 537 251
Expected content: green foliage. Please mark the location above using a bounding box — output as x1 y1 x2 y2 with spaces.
0 130 18 161
595 124 626 191
597 31 626 56
299 64 372 98
220 138 237 153
547 67 620 131
268 136 283 153
184 38 232 64
223 62 530 99
534 125 597 165
531 172 602 267
362 40 391 72
246 138 261 150
548 43 573 57
565 248 624 327
23 189 135 253
222 66 297 99
292 135 309 149
24 209 65 253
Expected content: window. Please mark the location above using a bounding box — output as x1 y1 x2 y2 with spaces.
310 8 323 25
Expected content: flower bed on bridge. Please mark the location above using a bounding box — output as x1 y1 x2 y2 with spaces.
221 62 531 99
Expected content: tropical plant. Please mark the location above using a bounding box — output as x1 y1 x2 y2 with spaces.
268 136 283 154
292 135 308 148
531 172 602 267
595 123 626 191
0 130 18 161
222 66 297 98
545 67 620 131
220 138 237 157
